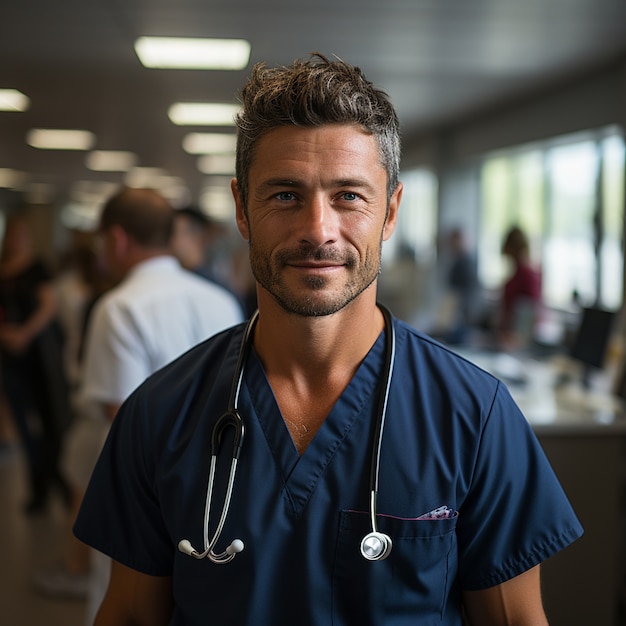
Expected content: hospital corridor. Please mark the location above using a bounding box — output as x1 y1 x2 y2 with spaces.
2 1 626 624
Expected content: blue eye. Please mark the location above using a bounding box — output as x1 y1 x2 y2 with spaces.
342 192 358 201
276 191 295 201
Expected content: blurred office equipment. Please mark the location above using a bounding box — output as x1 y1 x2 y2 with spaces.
567 306 616 388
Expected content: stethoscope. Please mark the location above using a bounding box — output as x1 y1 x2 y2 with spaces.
178 304 396 564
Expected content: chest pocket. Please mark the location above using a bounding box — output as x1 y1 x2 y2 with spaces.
332 510 459 625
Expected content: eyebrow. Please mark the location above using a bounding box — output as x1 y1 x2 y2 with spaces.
259 177 377 192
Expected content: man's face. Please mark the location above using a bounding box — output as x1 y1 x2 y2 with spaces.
233 124 401 317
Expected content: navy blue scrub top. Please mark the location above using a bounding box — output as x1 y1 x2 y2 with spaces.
75 316 583 625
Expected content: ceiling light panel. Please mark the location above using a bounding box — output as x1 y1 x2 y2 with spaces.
182 133 237 154
168 103 240 126
0 168 27 189
135 37 250 70
0 89 30 112
86 150 138 172
27 129 96 150
197 154 236 175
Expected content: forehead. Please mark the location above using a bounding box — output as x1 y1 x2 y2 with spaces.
250 124 384 178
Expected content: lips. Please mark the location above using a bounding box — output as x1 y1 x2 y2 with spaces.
279 247 349 268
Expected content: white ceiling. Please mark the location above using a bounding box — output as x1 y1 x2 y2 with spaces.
1 0 626 213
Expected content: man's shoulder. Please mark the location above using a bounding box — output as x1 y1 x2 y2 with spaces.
393 317 499 386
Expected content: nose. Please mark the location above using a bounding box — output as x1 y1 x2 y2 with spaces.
297 194 338 247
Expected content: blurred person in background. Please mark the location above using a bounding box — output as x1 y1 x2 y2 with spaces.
54 237 116 394
170 205 213 279
35 187 243 623
499 225 543 349
0 213 72 514
171 205 245 316
0 387 16 457
33 234 115 600
434 227 481 345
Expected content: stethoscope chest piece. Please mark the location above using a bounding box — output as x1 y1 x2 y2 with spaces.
360 531 393 561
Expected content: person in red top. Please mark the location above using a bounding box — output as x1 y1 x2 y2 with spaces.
499 226 542 348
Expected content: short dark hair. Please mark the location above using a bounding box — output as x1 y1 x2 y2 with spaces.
100 187 173 248
174 206 209 229
234 53 401 208
502 226 530 257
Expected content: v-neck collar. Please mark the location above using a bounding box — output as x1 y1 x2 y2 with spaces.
244 330 386 517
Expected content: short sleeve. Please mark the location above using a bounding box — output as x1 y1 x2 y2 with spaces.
457 382 583 590
73 388 173 575
81 298 153 405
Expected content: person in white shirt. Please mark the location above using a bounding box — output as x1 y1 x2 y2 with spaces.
35 187 243 622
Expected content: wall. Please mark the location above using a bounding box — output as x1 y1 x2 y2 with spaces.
404 53 626 167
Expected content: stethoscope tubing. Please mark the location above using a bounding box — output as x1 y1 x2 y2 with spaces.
179 305 395 563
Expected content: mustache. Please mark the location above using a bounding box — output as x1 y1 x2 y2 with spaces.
275 245 355 266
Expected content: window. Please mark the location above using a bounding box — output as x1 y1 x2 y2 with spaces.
479 128 624 310
480 151 543 290
383 168 437 265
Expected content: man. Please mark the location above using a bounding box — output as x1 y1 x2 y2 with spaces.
75 55 582 625
81 188 243 419
67 187 243 621
171 205 246 313
170 205 213 278
438 227 480 345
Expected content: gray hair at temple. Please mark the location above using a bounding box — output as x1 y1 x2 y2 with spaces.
234 53 401 209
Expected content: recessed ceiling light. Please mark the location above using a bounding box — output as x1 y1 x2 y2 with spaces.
168 103 240 126
0 89 30 112
86 150 138 172
197 154 236 175
71 180 121 203
124 166 167 188
0 168 27 189
134 37 250 70
182 133 237 154
27 129 96 150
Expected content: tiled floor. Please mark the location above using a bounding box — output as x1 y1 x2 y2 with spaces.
0 447 86 626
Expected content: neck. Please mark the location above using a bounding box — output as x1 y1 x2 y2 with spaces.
124 250 170 273
250 289 386 454
252 288 385 390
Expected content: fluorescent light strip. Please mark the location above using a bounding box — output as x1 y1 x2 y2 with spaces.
0 168 27 189
124 167 167 188
135 37 250 70
197 154 236 175
168 103 240 126
86 150 138 172
71 180 120 203
183 133 237 154
0 89 30 112
27 129 96 150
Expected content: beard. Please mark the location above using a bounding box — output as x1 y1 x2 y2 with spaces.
249 239 382 317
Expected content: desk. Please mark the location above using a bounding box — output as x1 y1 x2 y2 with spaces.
459 350 626 625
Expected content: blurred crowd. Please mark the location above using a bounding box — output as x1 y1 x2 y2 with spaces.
0 187 254 616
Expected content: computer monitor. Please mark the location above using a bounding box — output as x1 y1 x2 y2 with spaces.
568 306 615 386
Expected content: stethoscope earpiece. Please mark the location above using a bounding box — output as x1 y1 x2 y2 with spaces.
360 531 393 561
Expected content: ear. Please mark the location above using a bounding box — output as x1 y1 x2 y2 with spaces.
109 224 131 256
383 182 403 242
231 178 250 241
